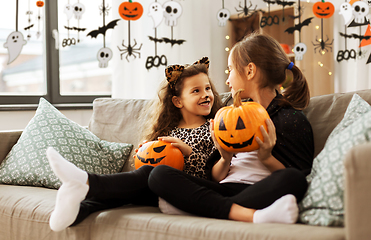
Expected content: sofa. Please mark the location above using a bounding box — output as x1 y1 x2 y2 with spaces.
1 89 371 240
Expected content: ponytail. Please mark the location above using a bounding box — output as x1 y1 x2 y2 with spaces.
281 64 310 110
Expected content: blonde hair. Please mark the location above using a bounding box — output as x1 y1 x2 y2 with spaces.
142 64 222 141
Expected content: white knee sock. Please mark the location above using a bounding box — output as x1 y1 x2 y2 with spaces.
46 147 89 231
49 180 89 232
46 147 88 184
253 194 299 224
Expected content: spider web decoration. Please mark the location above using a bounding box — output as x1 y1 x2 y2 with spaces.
216 0 230 27
117 0 143 62
146 0 167 70
87 0 119 68
3 0 27 65
62 0 87 47
260 0 280 28
311 0 334 55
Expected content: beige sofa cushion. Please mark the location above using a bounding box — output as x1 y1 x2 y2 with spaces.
303 89 371 157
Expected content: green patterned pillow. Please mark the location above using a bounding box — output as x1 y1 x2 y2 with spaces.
0 98 133 189
299 94 371 226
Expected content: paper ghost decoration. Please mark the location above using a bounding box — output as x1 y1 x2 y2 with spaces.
352 1 369 24
148 2 164 28
163 1 182 27
293 42 307 61
217 8 230 27
3 31 27 64
339 2 353 26
64 3 74 20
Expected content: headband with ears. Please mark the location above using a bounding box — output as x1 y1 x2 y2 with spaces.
165 57 210 88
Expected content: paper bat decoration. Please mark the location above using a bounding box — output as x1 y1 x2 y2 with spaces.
162 37 186 46
348 18 370 28
275 0 295 7
24 24 34 30
262 0 277 5
285 17 313 34
148 36 164 43
87 19 120 38
339 32 371 41
65 26 87 32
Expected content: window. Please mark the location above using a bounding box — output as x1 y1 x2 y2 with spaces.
0 1 111 107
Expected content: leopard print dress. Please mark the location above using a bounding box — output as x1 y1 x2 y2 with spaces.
169 121 216 179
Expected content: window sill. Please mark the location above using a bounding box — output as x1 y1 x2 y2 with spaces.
0 103 93 111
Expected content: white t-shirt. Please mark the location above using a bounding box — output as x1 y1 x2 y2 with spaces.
219 151 271 185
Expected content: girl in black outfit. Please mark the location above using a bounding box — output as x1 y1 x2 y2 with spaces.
148 33 314 223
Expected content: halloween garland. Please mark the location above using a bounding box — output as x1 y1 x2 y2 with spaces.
25 0 34 40
337 0 371 64
235 0 257 18
261 0 279 27
3 0 27 65
117 0 143 62
217 0 231 27
62 0 86 47
311 0 334 55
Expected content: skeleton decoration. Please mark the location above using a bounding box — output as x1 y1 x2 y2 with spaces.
217 8 230 27
216 0 231 27
293 43 307 61
337 0 371 63
63 0 86 47
97 47 113 68
3 0 27 64
163 1 182 27
117 0 143 62
24 0 34 40
87 0 119 67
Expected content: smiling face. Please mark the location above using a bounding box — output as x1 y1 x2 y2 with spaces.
174 73 214 121
226 53 248 98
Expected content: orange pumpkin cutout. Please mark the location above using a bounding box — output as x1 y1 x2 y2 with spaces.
213 89 270 153
312 1 334 19
119 0 143 21
135 141 184 170
36 1 44 7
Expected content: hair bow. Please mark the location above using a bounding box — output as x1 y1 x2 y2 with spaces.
165 57 210 88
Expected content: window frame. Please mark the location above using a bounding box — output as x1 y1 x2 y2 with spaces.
0 1 110 107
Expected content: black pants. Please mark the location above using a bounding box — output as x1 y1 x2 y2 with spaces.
72 165 157 226
148 165 308 219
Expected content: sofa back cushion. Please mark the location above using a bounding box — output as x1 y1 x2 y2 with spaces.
303 89 371 157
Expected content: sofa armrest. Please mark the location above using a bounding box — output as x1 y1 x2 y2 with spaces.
344 142 371 240
0 130 22 165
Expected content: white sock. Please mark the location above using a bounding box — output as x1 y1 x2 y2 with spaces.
46 147 89 231
46 146 88 184
253 194 299 224
49 180 89 232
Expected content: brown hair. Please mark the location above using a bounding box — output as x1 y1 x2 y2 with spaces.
231 32 310 110
143 63 222 141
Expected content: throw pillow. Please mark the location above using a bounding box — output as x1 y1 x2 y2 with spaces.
299 94 371 226
0 98 133 189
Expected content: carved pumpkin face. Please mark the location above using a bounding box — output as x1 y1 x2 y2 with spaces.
213 90 270 152
36 1 44 7
313 1 335 19
135 141 184 170
119 1 143 21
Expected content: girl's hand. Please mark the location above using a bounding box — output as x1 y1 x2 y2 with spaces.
133 140 148 159
158 136 192 157
209 120 234 163
256 118 276 163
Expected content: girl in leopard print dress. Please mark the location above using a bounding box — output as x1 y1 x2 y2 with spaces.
45 57 222 232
